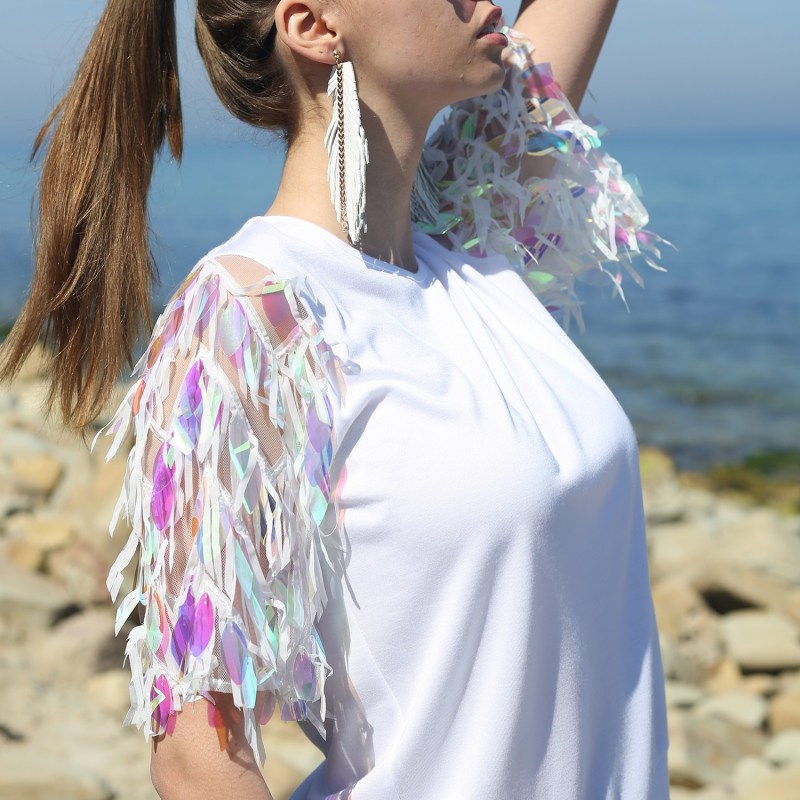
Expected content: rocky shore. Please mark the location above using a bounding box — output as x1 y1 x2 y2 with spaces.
1 346 799 799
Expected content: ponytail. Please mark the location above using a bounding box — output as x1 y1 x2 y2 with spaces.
0 0 182 435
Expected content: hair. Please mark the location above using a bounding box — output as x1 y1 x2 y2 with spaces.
0 0 297 436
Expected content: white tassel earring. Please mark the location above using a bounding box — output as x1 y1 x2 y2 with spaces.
324 49 369 248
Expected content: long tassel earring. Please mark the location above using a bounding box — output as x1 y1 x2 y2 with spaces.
324 49 369 248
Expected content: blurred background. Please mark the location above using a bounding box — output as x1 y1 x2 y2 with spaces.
0 2 799 798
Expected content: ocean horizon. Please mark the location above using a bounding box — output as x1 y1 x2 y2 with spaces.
1 130 798 471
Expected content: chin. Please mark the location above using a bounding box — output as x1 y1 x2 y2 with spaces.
454 61 507 104
420 58 508 117
484 57 508 91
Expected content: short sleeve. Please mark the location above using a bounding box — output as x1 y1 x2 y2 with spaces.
91 256 346 766
413 23 671 330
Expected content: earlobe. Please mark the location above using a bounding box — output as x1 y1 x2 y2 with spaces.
273 0 339 66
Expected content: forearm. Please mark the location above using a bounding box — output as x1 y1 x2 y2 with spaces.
150 694 275 800
152 763 274 800
513 0 619 111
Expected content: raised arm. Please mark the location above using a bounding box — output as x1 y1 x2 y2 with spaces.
513 0 619 112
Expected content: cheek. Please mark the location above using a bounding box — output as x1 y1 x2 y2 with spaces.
358 39 454 88
352 7 503 101
357 1 467 70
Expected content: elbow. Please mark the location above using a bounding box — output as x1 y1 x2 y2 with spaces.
149 737 209 800
150 746 184 800
148 722 273 800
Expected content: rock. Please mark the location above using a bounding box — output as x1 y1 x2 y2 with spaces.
643 488 687 526
680 486 719 520
658 632 679 680
652 579 705 640
776 670 800 693
0 559 73 642
769 689 800 733
0 752 114 800
84 670 132 718
665 790 695 800
0 490 34 520
706 664 777 698
46 539 113 606
26 608 123 685
740 673 779 697
648 521 711 578
0 425 52 460
669 603 726 685
0 669 154 798
691 563 796 615
721 611 800 672
667 707 764 788
665 680 705 709
648 504 800 586
2 535 45 572
764 729 800 767
706 657 743 693
639 446 677 489
669 790 730 800
694 691 768 729
737 765 800 800
732 755 775 793
652 580 726 686
717 509 800 584
639 447 686 525
2 378 86 446
53 457 129 560
8 453 64 496
15 514 78 552
785 589 800 627
1 514 78 573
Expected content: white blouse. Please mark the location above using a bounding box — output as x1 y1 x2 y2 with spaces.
213 215 670 798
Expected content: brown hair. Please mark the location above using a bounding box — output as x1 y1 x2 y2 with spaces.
0 0 295 435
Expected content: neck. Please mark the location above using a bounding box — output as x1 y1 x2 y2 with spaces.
265 91 431 273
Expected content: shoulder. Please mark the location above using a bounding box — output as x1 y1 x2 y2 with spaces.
158 215 330 355
202 215 320 285
104 246 344 467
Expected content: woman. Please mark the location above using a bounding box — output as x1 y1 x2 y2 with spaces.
0 0 670 798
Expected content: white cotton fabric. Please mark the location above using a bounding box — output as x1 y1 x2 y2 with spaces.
206 214 670 800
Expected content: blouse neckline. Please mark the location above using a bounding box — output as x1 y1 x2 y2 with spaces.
250 214 435 286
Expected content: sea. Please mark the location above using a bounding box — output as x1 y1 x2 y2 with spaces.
1 131 798 471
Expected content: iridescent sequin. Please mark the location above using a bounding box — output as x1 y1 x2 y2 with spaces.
414 24 670 331
92 262 346 766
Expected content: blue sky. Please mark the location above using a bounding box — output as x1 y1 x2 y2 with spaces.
0 0 798 147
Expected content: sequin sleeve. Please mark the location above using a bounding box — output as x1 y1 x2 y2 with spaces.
90 256 344 767
413 23 670 329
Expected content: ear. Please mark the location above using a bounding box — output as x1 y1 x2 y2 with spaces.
273 0 341 66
